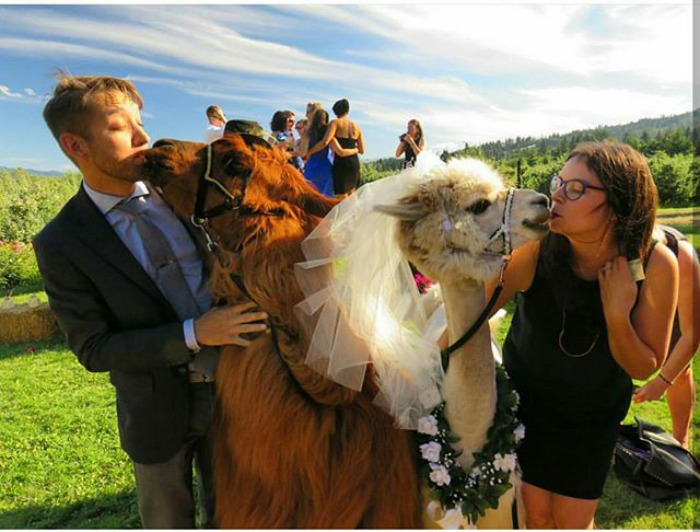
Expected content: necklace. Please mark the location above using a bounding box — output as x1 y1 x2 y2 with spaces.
558 308 599 358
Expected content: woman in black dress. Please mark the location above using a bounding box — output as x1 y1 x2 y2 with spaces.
306 98 364 195
485 141 678 528
395 119 424 168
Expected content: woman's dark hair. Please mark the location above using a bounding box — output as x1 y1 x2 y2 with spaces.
270 110 294 132
308 109 329 147
332 98 349 117
540 141 658 311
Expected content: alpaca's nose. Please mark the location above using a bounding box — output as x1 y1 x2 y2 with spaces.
531 194 550 209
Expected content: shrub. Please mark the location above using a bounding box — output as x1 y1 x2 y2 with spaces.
0 170 80 243
0 242 42 293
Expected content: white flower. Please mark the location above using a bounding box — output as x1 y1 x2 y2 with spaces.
493 452 517 472
429 464 452 486
419 387 442 409
514 424 526 442
436 506 471 529
417 415 439 436
470 466 481 477
513 390 520 406
420 441 442 462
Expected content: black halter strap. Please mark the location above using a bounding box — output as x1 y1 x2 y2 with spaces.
440 257 510 371
189 142 284 255
439 188 516 372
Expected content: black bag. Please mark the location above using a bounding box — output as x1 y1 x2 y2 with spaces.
613 417 700 500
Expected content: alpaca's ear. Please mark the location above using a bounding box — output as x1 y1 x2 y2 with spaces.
374 200 424 221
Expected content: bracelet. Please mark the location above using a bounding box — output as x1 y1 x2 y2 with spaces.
658 373 673 386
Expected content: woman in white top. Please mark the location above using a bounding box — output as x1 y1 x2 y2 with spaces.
205 105 226 143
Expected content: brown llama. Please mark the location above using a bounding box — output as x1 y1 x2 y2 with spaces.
139 135 421 528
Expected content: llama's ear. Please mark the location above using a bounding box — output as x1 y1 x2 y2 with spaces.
374 200 424 221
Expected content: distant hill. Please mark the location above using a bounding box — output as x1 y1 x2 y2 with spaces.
0 166 65 177
457 109 697 160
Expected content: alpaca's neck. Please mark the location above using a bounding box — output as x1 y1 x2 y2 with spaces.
440 279 496 471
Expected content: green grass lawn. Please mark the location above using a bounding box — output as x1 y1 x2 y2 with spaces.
0 340 140 529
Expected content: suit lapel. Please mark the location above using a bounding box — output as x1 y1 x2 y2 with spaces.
69 186 173 310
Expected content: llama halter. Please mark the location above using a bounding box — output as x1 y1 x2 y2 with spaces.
439 188 515 370
190 139 284 254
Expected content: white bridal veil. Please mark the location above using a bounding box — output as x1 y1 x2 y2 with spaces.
294 154 448 429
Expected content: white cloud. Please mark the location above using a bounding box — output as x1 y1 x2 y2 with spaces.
0 85 23 99
0 3 692 162
24 88 36 97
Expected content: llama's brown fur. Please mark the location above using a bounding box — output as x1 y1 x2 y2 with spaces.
142 136 421 528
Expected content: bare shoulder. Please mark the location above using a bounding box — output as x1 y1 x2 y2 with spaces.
642 243 678 296
646 242 678 277
678 240 698 266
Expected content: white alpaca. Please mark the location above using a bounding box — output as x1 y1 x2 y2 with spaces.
377 156 550 528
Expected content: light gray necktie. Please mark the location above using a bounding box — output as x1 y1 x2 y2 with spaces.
116 196 201 321
116 196 218 382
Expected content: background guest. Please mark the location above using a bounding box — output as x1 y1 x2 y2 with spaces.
307 98 364 195
205 105 227 143
303 109 357 197
395 118 424 168
268 110 303 171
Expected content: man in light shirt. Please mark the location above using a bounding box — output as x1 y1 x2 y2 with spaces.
34 74 266 528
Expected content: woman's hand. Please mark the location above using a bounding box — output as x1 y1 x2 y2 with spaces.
598 256 638 324
633 376 669 403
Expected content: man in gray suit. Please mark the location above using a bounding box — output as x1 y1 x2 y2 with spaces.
33 74 267 528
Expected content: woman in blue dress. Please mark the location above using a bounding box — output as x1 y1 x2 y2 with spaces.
303 109 357 197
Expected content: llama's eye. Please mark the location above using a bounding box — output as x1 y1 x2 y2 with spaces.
468 199 491 215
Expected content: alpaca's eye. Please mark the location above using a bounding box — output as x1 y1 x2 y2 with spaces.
468 199 491 215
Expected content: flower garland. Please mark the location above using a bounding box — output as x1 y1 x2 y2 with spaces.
417 364 525 527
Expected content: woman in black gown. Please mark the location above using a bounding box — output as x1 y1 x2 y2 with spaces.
484 141 678 528
306 98 364 195
395 119 424 168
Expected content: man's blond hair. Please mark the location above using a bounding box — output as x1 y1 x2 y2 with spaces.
43 72 144 150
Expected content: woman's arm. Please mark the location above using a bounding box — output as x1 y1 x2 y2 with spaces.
306 120 337 158
297 133 310 158
635 241 700 401
600 245 679 380
329 137 358 157
395 138 406 158
356 126 365 155
404 135 421 156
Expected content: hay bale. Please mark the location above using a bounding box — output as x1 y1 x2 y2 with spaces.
0 301 62 343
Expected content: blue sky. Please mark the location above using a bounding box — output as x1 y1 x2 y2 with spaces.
0 1 692 173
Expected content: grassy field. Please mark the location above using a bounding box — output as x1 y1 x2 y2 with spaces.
0 340 140 529
0 208 697 528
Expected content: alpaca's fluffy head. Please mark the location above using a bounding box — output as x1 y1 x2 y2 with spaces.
377 156 550 283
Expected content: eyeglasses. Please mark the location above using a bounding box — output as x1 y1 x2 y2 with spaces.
550 175 606 201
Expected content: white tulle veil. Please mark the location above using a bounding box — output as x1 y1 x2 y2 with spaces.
294 153 448 429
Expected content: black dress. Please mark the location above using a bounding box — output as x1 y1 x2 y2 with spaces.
503 257 634 499
402 134 422 168
332 137 360 194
